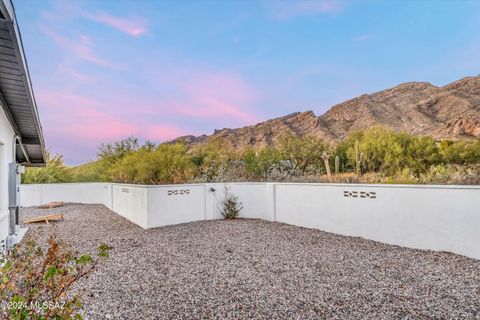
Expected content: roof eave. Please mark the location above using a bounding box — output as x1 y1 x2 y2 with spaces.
0 0 46 166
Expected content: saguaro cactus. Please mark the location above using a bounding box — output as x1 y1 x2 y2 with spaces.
359 152 364 175
355 141 360 175
335 156 340 174
321 151 331 178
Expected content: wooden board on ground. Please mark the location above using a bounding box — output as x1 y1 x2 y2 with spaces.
24 213 64 225
37 201 64 209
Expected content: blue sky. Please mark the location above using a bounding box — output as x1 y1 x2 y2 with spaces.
14 0 480 164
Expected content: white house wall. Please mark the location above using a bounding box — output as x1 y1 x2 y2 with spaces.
0 107 15 247
19 182 480 260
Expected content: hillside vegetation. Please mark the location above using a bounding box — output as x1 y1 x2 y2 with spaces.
23 127 480 185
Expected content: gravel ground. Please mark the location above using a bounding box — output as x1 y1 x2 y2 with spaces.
21 204 480 320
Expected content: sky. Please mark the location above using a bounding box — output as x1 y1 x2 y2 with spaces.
14 0 480 165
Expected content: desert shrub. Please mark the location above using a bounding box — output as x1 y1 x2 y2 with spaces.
440 139 480 164
22 153 72 184
341 127 443 175
108 143 194 184
277 134 329 174
69 160 109 182
417 164 452 184
217 189 243 219
191 165 257 183
382 168 420 184
0 234 110 320
333 130 364 171
348 127 404 174
448 164 480 184
418 164 480 185
242 148 262 176
190 142 236 182
243 146 282 177
405 135 442 173
97 136 140 163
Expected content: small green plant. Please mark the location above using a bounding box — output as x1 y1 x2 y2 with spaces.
218 188 243 219
0 234 111 320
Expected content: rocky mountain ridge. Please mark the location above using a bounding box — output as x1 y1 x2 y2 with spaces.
172 75 480 149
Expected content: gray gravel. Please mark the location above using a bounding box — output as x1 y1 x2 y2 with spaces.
21 204 480 320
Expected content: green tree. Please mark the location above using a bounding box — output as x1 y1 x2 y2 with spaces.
190 141 236 181
440 139 480 164
22 153 72 184
243 146 281 177
406 135 442 173
108 143 194 184
97 136 140 163
69 160 108 182
333 130 364 171
277 134 328 173
342 127 442 175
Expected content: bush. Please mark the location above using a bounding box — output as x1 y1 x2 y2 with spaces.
107 143 194 184
69 160 108 182
190 142 236 182
97 136 140 163
217 188 243 219
277 134 329 174
440 139 480 164
340 127 443 175
0 234 110 320
243 146 281 177
22 153 72 184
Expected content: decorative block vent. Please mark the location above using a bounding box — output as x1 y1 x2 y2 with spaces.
121 188 130 193
343 190 376 199
167 189 190 196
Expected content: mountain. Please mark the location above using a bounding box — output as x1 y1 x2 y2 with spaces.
172 76 480 149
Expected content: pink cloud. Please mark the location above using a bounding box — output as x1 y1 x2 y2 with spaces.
36 89 137 141
62 109 137 141
83 12 147 37
36 88 190 150
126 65 261 126
147 70 260 124
175 98 258 123
41 27 119 69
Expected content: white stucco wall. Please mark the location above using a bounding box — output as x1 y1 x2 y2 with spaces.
0 107 15 248
19 182 480 259
20 183 112 208
204 183 275 221
147 184 205 227
111 184 148 228
274 183 480 260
